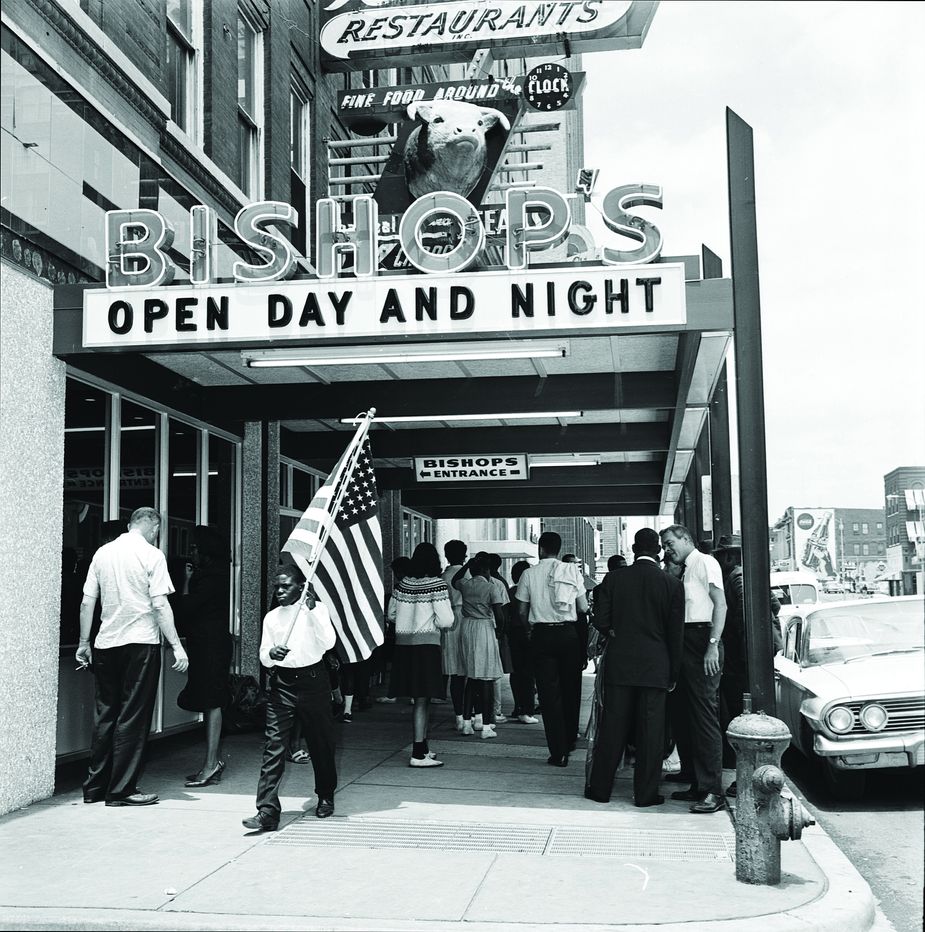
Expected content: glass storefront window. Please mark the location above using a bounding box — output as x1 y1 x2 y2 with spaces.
208 434 236 568
167 419 199 584
292 468 314 511
61 380 109 644
119 399 158 525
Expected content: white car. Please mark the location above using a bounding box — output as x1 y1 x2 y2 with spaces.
774 595 924 800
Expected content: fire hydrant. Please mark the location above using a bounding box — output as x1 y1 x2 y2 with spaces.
726 711 815 885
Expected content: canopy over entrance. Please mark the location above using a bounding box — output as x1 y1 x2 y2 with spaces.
53 253 733 522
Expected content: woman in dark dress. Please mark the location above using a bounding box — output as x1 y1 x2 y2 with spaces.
175 525 233 787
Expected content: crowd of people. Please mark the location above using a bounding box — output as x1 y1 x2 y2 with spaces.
73 507 778 831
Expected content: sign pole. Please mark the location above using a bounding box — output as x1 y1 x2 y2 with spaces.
726 109 775 715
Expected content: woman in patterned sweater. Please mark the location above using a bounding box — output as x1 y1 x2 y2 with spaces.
388 542 455 767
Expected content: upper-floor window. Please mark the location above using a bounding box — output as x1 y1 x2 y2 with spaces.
852 522 859 533
237 9 263 197
862 523 869 534
166 0 199 139
876 522 883 532
853 544 861 556
290 82 310 180
862 543 870 556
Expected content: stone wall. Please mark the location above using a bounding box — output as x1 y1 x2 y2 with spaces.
0 261 66 814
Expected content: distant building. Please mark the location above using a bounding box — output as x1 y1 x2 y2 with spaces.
883 467 925 596
769 506 886 590
596 516 628 575
541 517 597 577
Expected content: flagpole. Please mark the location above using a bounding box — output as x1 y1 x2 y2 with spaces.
280 407 376 647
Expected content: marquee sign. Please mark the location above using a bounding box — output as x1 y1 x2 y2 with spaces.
83 262 687 349
414 455 529 482
319 0 657 72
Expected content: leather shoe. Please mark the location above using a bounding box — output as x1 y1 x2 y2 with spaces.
635 795 665 808
105 793 158 807
664 771 696 783
185 761 225 788
315 798 335 819
547 755 569 768
725 781 738 797
670 787 701 801
83 793 104 804
690 793 726 813
584 787 609 803
242 812 278 832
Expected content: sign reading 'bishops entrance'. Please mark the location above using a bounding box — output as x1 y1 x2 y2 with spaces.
414 455 529 482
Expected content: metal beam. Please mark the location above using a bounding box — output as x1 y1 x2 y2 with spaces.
425 503 660 518
283 422 671 460
376 462 665 491
207 372 677 422
402 485 663 508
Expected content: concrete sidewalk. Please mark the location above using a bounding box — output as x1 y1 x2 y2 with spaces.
0 675 875 931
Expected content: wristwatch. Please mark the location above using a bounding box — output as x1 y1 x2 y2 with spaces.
708 636 718 644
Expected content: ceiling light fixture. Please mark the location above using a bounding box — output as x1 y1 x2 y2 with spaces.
243 339 569 368
531 459 600 468
339 410 583 425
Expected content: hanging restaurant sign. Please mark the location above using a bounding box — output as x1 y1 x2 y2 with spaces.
319 0 657 72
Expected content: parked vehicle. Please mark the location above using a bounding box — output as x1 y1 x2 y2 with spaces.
771 571 820 631
774 596 925 800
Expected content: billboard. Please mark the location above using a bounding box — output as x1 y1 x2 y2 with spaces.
792 509 837 579
320 0 657 72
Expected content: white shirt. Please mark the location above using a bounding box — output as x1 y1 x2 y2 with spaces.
83 530 174 649
681 548 724 624
515 558 584 623
259 601 336 668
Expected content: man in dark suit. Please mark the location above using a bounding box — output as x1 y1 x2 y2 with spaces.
585 528 685 807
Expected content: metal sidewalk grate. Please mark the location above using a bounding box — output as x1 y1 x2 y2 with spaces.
546 827 735 862
268 817 550 853
268 818 735 862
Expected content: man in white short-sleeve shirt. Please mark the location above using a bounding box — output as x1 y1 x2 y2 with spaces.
77 507 188 807
660 525 727 813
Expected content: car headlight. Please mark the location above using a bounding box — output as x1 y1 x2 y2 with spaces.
825 705 855 733
859 703 888 732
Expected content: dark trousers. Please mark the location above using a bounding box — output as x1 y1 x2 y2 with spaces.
588 683 667 804
507 626 535 715
256 663 337 819
530 624 581 760
719 669 747 768
340 659 369 700
84 643 161 801
669 628 724 795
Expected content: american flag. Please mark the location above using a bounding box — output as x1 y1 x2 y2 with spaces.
282 436 384 663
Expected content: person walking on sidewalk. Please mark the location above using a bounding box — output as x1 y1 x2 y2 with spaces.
515 532 589 767
77 507 189 807
388 542 455 766
453 554 506 738
660 524 727 813
507 560 538 724
441 540 469 729
242 564 338 833
585 529 685 807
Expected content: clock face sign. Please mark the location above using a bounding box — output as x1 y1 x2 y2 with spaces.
524 63 573 112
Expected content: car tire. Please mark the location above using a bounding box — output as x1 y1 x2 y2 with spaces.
820 759 867 801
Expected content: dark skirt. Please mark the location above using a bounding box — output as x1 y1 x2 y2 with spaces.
177 631 233 712
388 644 444 699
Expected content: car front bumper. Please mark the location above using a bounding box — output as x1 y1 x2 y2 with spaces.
813 731 925 770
